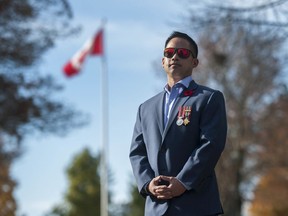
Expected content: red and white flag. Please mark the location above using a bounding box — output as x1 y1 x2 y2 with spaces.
63 29 104 77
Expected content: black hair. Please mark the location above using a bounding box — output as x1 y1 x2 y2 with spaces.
165 31 198 58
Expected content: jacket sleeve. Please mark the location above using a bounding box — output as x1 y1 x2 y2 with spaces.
176 90 227 191
129 104 155 197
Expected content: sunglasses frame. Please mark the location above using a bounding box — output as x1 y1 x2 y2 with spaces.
164 48 195 59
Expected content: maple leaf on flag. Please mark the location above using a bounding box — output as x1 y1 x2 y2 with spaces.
63 29 103 77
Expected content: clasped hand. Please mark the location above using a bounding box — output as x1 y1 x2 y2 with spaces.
148 175 186 199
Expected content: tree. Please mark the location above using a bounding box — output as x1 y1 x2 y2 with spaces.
0 0 78 68
0 71 86 216
0 0 84 214
47 148 113 216
0 138 17 216
248 88 288 215
256 88 288 170
0 73 86 146
249 168 288 216
122 183 145 216
196 22 286 216
169 0 288 215
66 148 101 216
0 0 84 141
184 0 288 36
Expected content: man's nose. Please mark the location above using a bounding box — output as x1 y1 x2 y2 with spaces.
171 52 179 60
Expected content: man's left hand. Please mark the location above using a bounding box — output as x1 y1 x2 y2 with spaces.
155 175 186 199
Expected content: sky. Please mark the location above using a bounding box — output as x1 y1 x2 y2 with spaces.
11 0 192 215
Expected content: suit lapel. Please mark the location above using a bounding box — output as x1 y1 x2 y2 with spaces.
156 92 165 135
162 80 198 141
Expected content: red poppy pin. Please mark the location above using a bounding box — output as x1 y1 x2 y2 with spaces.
183 90 194 96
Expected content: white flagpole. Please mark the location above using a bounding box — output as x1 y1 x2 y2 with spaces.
100 20 109 216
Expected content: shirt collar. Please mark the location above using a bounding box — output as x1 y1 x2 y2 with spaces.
164 76 192 92
178 76 192 88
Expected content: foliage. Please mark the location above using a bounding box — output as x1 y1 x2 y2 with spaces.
0 0 84 147
172 0 288 215
0 73 87 149
249 168 288 216
122 183 145 216
194 22 286 216
65 148 101 216
248 89 288 215
0 0 83 214
256 88 288 170
0 0 85 152
184 0 288 36
0 139 17 216
46 148 114 216
0 0 79 68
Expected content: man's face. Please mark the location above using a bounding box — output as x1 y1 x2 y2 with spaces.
162 37 198 82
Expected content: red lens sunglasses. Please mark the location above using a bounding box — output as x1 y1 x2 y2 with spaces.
164 48 195 59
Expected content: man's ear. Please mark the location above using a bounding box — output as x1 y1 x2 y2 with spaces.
192 58 199 68
162 57 165 68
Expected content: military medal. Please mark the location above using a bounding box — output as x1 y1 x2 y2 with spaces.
176 106 184 126
183 106 191 126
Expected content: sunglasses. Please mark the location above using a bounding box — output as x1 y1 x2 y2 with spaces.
164 48 195 59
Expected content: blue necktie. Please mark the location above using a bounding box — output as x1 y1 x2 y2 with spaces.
164 83 184 126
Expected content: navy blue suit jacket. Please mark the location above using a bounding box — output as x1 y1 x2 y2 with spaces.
129 80 227 216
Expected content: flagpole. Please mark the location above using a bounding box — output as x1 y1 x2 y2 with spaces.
62 20 109 215
100 20 109 216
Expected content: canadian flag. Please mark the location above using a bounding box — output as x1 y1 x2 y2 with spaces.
63 29 104 77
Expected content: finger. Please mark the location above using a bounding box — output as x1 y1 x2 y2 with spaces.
154 176 162 181
153 176 163 185
157 193 173 200
148 178 160 195
155 187 168 195
159 175 171 181
159 176 171 185
157 176 170 186
156 185 168 190
155 187 172 195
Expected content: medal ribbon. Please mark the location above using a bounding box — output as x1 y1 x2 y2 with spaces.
178 106 185 118
184 106 191 119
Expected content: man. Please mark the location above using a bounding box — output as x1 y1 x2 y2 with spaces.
129 31 227 216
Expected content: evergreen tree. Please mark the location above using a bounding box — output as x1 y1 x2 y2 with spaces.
65 148 101 216
47 148 113 216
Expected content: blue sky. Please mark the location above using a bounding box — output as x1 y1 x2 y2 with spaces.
11 0 193 215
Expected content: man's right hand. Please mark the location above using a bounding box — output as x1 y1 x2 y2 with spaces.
148 176 173 200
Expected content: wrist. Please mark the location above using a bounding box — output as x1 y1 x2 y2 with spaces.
145 181 152 195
